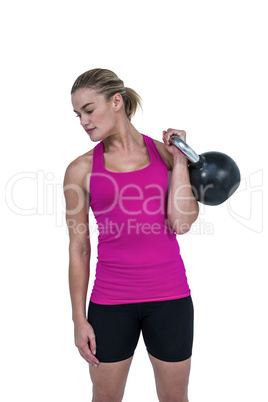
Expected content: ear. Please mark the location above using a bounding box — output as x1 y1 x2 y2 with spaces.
112 93 124 112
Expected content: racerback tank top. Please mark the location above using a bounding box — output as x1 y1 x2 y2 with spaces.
89 134 190 305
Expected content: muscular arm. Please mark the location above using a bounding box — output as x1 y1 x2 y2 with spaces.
163 129 199 234
64 159 91 324
63 157 99 366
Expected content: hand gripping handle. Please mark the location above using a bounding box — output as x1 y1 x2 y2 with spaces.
169 135 200 164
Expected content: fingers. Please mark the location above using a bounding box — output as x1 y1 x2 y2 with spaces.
163 128 186 147
89 334 97 357
78 342 99 367
74 322 99 367
162 129 187 159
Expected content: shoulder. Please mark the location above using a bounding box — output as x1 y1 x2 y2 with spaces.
150 137 173 170
63 147 95 194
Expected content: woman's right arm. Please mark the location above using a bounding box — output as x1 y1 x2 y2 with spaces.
63 159 99 367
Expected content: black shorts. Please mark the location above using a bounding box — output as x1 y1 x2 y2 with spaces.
87 296 194 363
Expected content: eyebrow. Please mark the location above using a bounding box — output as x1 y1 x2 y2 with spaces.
73 102 94 114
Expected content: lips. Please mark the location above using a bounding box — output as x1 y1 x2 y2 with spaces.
86 128 95 134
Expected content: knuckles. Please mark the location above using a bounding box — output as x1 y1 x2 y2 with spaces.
163 129 186 141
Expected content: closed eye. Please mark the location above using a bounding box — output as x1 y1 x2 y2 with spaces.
74 109 93 118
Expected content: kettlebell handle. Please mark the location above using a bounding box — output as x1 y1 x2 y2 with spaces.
169 135 200 163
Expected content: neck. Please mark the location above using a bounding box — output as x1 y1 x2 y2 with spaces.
103 116 142 152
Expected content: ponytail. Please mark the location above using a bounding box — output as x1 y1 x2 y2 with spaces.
123 87 143 120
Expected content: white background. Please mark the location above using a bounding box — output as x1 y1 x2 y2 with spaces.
1 0 267 401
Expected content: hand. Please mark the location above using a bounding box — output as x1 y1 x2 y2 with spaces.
74 320 99 367
162 128 187 159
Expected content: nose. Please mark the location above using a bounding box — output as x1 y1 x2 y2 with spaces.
80 113 90 128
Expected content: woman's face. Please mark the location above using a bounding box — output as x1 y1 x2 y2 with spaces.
72 88 119 141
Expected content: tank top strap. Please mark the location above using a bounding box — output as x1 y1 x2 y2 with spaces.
91 141 103 173
142 134 166 165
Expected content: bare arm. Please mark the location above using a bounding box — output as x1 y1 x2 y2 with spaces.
63 159 99 366
64 160 90 323
163 129 199 234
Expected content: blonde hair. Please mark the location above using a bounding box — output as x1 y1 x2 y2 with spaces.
71 68 142 120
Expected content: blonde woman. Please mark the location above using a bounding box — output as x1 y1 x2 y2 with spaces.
64 68 199 402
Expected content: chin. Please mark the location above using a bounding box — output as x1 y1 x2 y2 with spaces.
90 131 114 143
89 136 101 143
88 131 102 142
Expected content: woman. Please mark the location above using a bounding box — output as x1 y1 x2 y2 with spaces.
64 68 199 402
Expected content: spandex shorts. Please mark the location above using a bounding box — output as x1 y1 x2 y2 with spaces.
87 296 194 363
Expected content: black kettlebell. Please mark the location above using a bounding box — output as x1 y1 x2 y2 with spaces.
169 136 241 206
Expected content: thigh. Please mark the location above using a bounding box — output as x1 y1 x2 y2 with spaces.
141 296 194 362
148 354 191 401
89 356 134 401
87 301 141 362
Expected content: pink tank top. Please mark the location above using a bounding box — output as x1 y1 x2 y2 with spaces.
89 134 190 305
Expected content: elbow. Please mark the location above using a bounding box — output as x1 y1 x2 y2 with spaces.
80 248 91 257
178 226 191 235
69 242 91 257
173 222 192 235
167 211 199 235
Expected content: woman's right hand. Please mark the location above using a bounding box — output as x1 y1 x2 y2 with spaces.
74 320 100 367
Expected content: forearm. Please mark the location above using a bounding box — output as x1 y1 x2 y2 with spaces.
167 155 199 234
69 250 90 324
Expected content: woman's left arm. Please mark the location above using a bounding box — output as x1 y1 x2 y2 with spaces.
163 128 199 234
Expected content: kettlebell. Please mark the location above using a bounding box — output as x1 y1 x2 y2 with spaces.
169 136 241 206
